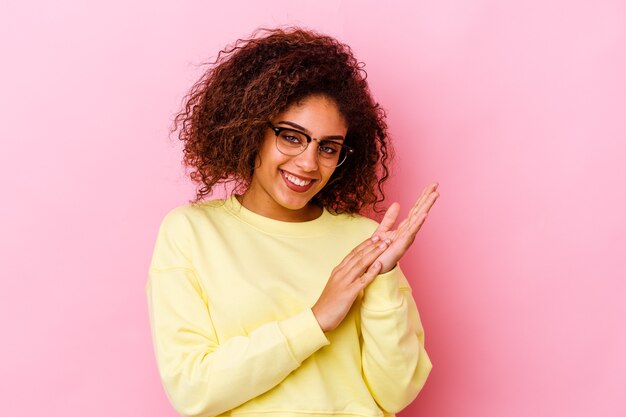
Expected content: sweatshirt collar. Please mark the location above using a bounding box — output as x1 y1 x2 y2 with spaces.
221 194 335 237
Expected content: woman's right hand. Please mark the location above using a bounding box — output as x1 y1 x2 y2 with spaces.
311 235 390 332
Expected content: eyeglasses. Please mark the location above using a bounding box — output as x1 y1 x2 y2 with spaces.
268 123 354 167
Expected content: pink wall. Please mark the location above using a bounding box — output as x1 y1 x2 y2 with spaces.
1 1 624 416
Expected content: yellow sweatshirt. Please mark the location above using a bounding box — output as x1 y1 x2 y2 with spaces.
145 195 432 417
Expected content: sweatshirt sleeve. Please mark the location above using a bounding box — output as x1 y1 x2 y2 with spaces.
145 208 330 417
359 263 433 414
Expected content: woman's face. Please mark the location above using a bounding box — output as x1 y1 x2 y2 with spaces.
241 95 348 222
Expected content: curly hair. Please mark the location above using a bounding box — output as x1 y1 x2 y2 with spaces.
171 26 393 214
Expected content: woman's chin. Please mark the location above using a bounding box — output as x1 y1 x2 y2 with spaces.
272 191 322 218
276 195 311 212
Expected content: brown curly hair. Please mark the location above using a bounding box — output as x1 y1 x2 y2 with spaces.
171 26 393 214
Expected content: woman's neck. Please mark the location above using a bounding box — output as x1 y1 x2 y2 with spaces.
235 193 323 222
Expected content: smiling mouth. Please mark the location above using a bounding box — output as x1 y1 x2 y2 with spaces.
283 171 313 186
280 170 317 192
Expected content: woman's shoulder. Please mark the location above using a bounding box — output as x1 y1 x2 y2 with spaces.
156 198 229 230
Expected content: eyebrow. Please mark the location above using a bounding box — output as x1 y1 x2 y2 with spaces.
276 120 345 141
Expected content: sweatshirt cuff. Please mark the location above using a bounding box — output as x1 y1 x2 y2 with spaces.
361 265 405 311
278 308 330 364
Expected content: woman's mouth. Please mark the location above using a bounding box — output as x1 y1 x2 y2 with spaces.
280 170 316 192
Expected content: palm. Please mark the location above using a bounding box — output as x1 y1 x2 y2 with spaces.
372 183 440 274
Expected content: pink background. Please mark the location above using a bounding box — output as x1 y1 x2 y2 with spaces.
1 1 624 416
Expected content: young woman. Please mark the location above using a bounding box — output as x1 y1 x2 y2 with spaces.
146 27 439 417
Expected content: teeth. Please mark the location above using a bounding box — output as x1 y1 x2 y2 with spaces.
284 172 312 186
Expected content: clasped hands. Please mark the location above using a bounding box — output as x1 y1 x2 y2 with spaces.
371 182 440 274
311 182 440 332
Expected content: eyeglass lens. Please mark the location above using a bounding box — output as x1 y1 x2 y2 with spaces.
275 128 347 166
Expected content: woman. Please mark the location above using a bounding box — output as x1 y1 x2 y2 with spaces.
146 27 439 417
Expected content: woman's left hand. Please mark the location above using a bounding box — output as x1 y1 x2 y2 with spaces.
372 182 440 274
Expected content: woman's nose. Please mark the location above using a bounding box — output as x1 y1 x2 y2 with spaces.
294 144 319 172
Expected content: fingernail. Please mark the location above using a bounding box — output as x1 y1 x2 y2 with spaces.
371 235 380 242
384 238 391 245
379 241 387 249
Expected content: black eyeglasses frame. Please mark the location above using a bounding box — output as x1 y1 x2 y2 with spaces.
268 122 354 168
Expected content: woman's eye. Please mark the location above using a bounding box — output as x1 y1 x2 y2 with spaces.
281 134 302 144
320 145 339 155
